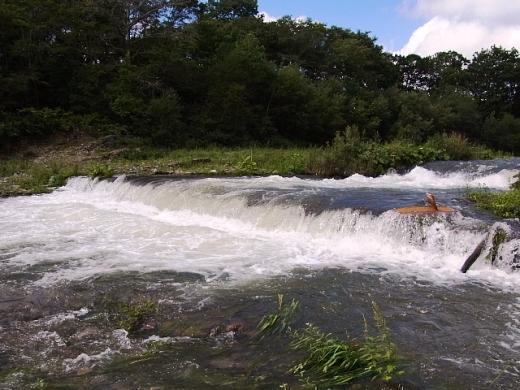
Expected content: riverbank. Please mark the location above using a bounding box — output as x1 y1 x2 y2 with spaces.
0 133 503 197
467 178 520 218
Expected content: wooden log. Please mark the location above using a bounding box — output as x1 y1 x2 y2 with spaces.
395 206 455 214
460 239 486 273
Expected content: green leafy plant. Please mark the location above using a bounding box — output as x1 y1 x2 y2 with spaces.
236 149 258 173
88 164 114 178
256 294 300 339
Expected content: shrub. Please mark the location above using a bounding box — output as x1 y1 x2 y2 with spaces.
88 164 114 178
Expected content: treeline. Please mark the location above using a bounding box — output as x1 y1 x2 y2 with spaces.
1 0 520 152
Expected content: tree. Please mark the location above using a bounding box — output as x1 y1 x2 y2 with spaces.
467 46 520 116
205 0 258 20
482 113 520 152
268 66 344 144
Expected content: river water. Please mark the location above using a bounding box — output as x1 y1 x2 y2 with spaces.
1 159 519 389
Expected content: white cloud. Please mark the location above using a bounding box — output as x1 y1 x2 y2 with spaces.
410 0 520 25
258 11 310 24
400 0 520 57
259 11 278 23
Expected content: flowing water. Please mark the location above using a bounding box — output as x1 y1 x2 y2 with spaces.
1 159 520 389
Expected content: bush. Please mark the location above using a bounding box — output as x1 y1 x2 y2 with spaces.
309 127 448 177
426 132 495 160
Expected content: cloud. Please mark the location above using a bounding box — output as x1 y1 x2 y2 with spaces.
259 11 278 23
400 0 520 57
409 0 520 25
258 11 310 24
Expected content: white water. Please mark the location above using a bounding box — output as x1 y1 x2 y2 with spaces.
1 166 519 289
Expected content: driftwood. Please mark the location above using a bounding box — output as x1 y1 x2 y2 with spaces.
395 205 455 214
460 239 486 273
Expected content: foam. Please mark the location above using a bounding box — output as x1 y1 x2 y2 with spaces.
1 171 519 290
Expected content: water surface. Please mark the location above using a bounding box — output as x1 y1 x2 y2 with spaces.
1 159 519 389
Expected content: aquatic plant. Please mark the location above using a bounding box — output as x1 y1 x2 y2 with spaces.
290 302 403 387
128 340 168 365
256 294 300 339
118 300 158 334
29 378 48 390
486 227 508 264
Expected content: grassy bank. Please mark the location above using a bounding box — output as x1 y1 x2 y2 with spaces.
0 132 503 197
467 176 520 218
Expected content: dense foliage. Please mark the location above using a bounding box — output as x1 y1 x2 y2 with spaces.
1 0 519 152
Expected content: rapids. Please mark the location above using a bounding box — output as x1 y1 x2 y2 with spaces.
1 158 519 389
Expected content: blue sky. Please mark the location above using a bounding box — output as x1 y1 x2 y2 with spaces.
257 0 520 57
258 0 424 52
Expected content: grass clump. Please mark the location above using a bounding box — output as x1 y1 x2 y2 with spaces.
118 300 157 334
467 186 520 219
467 173 520 218
256 296 404 387
290 302 403 388
0 159 80 195
88 163 114 178
256 294 300 339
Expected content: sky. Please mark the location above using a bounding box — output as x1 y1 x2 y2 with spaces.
257 0 520 58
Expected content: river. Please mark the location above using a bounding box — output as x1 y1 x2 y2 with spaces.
1 159 519 389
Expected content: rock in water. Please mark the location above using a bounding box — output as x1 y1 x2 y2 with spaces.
461 221 520 272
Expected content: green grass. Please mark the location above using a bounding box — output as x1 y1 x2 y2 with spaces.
0 160 82 196
255 296 404 387
467 189 520 218
290 302 403 387
0 134 505 197
256 294 300 339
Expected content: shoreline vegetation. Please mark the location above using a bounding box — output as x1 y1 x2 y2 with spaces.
0 131 503 197
467 175 520 219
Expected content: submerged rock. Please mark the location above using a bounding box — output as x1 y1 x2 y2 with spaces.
462 221 520 272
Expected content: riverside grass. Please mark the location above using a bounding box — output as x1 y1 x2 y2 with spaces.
467 188 520 218
0 133 502 196
467 174 520 218
256 298 404 387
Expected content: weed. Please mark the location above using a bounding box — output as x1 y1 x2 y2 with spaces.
236 149 258 173
290 301 403 387
30 378 48 390
256 294 300 339
128 340 168 365
88 163 114 178
467 189 520 218
118 300 158 334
